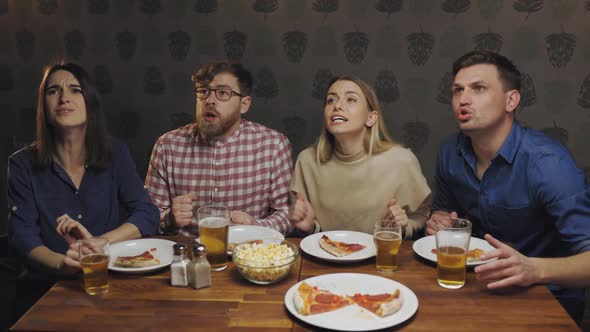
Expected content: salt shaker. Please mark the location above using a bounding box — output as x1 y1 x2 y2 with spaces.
170 243 190 287
189 242 211 289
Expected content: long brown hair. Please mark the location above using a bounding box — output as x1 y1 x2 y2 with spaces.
33 62 111 168
315 76 397 163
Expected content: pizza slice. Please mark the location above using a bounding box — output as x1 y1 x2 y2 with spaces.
114 250 160 268
349 289 403 317
293 282 353 315
319 235 366 257
430 248 486 261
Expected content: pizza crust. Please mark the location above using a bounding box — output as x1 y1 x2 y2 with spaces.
319 237 348 257
376 293 403 317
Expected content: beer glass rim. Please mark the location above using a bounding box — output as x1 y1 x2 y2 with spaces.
77 236 109 245
375 219 402 229
436 217 472 232
197 204 229 213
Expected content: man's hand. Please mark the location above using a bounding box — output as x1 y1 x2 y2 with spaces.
230 211 256 225
474 234 542 289
171 193 196 227
288 192 315 234
383 199 408 228
425 210 458 235
56 214 92 245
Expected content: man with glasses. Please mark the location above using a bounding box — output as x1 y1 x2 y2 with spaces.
145 62 293 235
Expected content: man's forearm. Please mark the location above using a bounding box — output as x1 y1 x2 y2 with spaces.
536 251 590 288
257 210 293 235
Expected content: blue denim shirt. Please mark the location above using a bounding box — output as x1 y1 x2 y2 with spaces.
433 121 590 307
7 140 159 259
433 121 590 256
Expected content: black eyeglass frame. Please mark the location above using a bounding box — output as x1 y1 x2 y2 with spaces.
195 87 244 101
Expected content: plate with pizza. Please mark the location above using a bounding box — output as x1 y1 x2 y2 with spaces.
284 273 418 331
412 235 496 266
300 231 376 263
109 238 175 273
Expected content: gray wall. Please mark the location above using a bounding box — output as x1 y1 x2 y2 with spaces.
1 0 590 234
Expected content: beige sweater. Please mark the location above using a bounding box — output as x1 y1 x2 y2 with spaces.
291 145 431 238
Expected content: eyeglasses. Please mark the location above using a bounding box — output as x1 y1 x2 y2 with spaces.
195 87 243 101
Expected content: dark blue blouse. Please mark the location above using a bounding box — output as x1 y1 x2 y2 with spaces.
7 140 159 258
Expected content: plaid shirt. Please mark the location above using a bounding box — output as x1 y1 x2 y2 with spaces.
145 119 293 235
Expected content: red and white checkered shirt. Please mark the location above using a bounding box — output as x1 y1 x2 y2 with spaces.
145 119 293 235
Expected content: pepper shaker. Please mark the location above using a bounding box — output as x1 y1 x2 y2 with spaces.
189 242 211 289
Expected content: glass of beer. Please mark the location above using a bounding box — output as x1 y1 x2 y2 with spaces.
78 237 110 295
197 205 230 271
373 220 402 273
435 217 472 289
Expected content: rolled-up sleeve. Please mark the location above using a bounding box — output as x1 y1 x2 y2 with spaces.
532 151 590 254
7 153 44 257
114 143 159 236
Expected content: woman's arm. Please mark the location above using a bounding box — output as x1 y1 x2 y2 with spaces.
113 142 160 238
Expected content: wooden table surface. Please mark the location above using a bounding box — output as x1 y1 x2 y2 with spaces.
11 237 580 332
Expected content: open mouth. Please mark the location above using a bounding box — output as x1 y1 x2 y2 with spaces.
330 115 348 123
457 109 471 121
204 111 218 121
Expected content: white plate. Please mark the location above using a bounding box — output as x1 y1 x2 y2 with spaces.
412 235 496 266
109 238 176 273
299 231 376 263
227 225 285 254
284 273 418 331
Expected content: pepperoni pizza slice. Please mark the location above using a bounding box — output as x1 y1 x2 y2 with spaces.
319 235 366 257
349 289 403 317
114 250 160 268
293 282 353 315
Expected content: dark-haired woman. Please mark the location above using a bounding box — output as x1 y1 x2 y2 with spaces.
7 63 158 319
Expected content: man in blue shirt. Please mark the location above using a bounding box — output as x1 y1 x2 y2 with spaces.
426 50 590 323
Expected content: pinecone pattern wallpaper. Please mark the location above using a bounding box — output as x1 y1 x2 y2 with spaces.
1 0 590 234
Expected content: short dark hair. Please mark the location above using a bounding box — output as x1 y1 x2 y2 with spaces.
33 62 111 168
452 51 521 91
191 61 254 96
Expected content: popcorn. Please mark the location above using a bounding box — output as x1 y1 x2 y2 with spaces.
233 242 297 284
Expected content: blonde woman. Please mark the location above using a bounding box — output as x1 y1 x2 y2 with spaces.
289 76 431 238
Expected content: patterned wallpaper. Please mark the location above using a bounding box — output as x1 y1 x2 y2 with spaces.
1 0 590 234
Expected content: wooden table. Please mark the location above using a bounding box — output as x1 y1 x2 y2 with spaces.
11 238 580 331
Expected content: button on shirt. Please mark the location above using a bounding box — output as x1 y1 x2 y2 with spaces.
7 140 160 259
145 119 293 235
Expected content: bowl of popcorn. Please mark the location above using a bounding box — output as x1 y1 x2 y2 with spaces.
232 238 298 285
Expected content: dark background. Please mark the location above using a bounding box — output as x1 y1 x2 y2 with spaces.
0 1 589 328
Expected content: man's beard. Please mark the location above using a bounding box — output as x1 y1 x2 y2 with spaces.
198 109 241 140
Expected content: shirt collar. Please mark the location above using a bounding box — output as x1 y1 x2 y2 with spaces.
496 121 523 163
455 121 523 164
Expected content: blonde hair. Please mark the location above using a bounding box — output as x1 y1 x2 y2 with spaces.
315 76 397 163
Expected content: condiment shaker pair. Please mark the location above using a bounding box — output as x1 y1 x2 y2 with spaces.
170 242 212 289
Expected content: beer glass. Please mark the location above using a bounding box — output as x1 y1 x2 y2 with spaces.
373 220 402 273
78 237 110 295
197 205 230 271
435 217 472 289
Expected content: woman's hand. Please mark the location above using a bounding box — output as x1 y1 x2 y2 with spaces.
383 199 408 228
56 214 92 245
288 192 315 234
